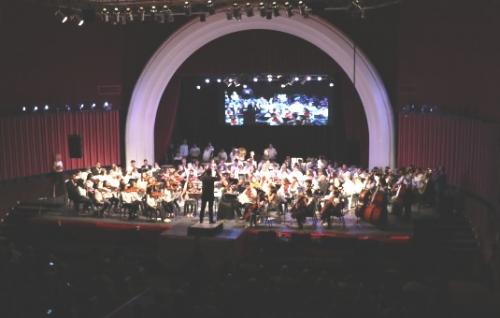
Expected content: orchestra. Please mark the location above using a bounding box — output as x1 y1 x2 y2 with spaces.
63 142 438 228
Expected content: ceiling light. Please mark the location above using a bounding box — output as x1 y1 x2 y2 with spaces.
329 82 334 87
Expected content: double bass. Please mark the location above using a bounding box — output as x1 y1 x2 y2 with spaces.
363 186 387 224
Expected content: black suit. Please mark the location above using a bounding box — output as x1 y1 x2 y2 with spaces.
199 173 220 223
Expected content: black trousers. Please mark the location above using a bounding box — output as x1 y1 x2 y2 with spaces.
200 197 214 223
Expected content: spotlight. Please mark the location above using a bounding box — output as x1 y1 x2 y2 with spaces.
138 7 146 22
22 106 27 112
103 101 111 110
73 15 85 26
232 2 242 20
44 105 49 110
228 78 233 82
299 1 310 18
91 103 96 109
217 78 222 83
253 77 258 82
126 7 134 22
329 82 334 87
184 1 192 16
65 105 71 111
280 84 286 88
113 7 121 25
205 78 210 84
80 104 84 110
101 8 110 22
272 2 280 17
196 85 201 90
150 5 158 22
267 74 272 78
54 10 68 23
259 2 266 17
285 2 293 17
245 3 254 17
243 84 248 88
267 77 272 82
306 76 312 81
33 106 38 112
294 76 299 81
104 102 109 107
317 76 322 81
207 0 215 15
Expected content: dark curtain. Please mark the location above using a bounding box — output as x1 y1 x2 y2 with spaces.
0 111 121 181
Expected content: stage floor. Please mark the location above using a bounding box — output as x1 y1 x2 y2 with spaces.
22 207 415 243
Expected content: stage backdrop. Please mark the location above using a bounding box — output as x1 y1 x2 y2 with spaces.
398 113 499 203
0 111 120 181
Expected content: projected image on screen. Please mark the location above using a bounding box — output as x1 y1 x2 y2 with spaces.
224 87 329 126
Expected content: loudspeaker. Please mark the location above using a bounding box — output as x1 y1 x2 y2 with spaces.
68 134 83 158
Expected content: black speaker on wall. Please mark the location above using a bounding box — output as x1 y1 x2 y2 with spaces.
68 134 83 158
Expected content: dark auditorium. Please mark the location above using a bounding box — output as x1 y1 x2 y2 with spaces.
1 1 499 317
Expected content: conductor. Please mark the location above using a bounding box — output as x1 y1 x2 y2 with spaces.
199 168 220 224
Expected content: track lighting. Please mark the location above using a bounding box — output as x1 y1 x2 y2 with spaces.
54 10 68 23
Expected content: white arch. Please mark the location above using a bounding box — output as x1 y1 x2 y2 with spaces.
126 12 395 168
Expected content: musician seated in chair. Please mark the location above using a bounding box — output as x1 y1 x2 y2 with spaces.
290 189 315 229
66 176 95 214
320 187 345 228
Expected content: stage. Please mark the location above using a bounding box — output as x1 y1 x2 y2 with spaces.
1 207 413 269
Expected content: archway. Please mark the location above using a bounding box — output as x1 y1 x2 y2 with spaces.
126 12 395 168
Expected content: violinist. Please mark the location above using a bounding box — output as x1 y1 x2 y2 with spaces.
91 183 111 217
238 183 258 224
145 188 163 221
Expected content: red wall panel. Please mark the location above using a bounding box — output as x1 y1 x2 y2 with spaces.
0 111 120 181
398 113 499 203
